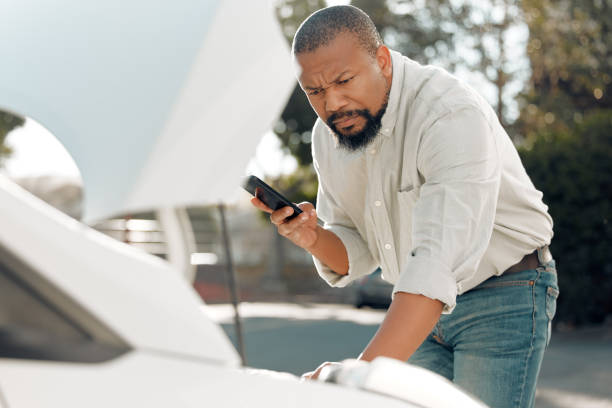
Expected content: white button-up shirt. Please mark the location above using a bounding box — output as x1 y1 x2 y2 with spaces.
311 50 553 313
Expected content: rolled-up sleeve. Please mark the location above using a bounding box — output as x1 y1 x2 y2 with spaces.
313 161 378 287
393 107 502 313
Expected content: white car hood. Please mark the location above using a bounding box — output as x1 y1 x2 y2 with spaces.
0 175 240 366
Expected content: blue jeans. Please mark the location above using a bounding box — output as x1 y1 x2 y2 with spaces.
408 257 559 408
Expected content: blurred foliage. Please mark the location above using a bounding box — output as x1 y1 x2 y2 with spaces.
273 0 325 170
517 0 612 325
458 0 525 130
519 110 612 325
518 0 612 145
354 0 462 68
270 164 319 205
363 0 526 129
361 0 528 130
0 110 25 166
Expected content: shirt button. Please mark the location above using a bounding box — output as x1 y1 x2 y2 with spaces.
384 243 392 250
374 200 382 207
370 148 377 155
457 282 463 292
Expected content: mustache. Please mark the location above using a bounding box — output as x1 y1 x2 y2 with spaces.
327 109 369 126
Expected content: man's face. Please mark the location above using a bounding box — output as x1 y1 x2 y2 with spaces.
295 32 392 150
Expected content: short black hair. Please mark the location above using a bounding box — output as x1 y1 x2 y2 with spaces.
292 5 383 57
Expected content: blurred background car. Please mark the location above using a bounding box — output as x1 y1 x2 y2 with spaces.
355 269 393 309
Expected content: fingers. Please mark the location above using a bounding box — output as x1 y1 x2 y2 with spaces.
270 206 296 225
251 197 303 223
297 201 315 213
251 198 318 247
301 362 335 381
250 197 273 213
301 368 320 381
300 371 315 381
277 208 314 237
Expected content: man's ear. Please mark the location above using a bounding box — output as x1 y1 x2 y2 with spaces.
376 45 392 80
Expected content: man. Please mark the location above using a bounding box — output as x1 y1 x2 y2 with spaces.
251 5 559 407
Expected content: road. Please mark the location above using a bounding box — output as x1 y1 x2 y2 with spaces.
205 302 612 408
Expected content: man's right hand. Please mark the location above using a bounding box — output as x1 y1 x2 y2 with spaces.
251 196 349 275
250 197 319 250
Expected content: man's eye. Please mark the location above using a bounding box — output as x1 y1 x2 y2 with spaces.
309 89 322 96
338 77 353 85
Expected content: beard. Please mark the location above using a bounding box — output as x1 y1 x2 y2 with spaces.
326 92 389 152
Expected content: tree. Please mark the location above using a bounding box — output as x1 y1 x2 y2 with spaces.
516 0 612 325
353 0 462 67
0 110 25 167
518 0 612 145
460 0 527 130
386 0 528 130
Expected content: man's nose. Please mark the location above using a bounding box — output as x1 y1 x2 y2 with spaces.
324 87 348 113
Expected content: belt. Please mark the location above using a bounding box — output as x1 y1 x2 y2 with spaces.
504 246 552 274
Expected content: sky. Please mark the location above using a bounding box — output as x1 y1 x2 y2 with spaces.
2 119 82 180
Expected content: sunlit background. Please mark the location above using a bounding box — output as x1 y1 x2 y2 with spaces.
0 1 610 406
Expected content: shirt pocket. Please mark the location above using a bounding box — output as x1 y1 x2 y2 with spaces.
397 186 420 213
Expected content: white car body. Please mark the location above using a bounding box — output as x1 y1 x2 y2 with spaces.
0 176 487 408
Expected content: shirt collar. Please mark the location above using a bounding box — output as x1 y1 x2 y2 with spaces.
379 50 404 139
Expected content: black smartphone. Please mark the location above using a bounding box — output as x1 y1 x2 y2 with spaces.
242 175 303 220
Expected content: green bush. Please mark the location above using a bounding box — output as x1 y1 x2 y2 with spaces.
519 110 612 326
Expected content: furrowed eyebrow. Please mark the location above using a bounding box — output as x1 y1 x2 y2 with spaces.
304 71 352 91
332 71 352 83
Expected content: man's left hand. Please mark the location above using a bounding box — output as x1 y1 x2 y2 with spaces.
301 361 341 381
